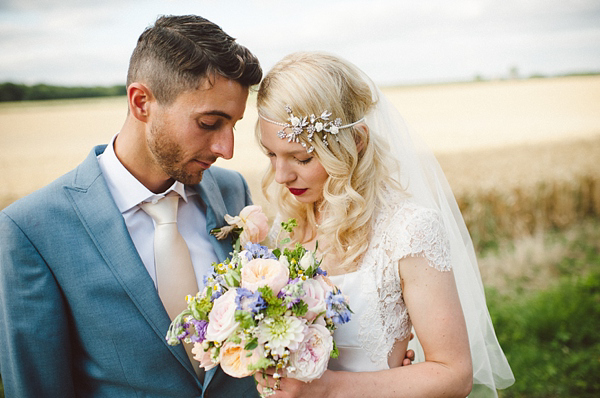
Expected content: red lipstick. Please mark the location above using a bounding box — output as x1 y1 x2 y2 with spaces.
288 188 308 196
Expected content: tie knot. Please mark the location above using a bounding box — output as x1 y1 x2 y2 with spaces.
140 193 180 225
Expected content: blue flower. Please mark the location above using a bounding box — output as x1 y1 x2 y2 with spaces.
325 291 352 325
244 243 277 261
235 287 267 313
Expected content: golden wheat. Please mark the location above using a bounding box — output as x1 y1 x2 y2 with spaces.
438 136 600 249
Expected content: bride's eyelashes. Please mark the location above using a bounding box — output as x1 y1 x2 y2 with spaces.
266 151 314 165
296 157 313 165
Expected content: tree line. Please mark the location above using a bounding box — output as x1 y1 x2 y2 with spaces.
0 82 126 102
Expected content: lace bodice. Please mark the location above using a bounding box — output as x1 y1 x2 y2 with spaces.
328 192 451 371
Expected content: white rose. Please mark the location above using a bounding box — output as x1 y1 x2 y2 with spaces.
291 116 301 126
279 255 289 269
237 250 250 267
298 251 314 271
205 289 239 343
300 277 329 322
287 324 333 382
314 122 323 132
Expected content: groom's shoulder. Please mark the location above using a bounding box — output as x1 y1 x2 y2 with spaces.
2 146 104 220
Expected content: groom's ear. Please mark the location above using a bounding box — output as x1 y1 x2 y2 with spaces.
127 83 153 123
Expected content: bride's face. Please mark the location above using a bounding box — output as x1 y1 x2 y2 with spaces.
259 119 329 204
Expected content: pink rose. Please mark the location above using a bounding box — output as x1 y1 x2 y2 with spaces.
301 275 334 322
219 341 264 378
192 342 218 371
287 324 333 382
224 205 269 246
205 289 239 343
241 258 290 294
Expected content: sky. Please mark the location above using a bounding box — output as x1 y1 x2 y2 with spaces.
1 0 599 87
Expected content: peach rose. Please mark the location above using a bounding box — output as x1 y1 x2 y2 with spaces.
191 342 218 371
225 205 269 246
287 324 333 382
241 258 290 294
219 341 264 378
205 289 239 343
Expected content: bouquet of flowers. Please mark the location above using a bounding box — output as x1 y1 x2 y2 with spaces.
165 205 351 385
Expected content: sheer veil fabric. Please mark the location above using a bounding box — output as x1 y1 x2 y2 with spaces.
361 74 515 395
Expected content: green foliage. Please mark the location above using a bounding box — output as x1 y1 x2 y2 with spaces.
257 286 286 318
0 82 126 102
235 310 256 330
244 338 259 351
291 300 308 317
486 221 600 397
330 340 340 359
184 290 213 322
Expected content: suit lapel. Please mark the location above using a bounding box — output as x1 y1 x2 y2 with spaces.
63 146 197 378
195 170 235 263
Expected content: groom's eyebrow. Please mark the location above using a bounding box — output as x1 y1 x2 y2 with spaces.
199 110 233 119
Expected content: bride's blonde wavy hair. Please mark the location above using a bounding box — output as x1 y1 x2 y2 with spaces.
256 52 404 273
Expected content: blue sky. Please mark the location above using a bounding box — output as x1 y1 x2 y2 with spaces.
1 0 599 86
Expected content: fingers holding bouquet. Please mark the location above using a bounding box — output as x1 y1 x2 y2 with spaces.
254 367 282 397
255 366 337 398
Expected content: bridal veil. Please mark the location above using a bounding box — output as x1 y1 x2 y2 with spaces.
360 68 515 396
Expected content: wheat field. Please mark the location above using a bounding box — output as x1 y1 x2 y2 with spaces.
1 76 599 249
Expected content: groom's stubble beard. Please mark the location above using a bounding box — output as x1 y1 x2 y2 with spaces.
147 122 205 186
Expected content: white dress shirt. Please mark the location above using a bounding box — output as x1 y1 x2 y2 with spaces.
98 134 219 290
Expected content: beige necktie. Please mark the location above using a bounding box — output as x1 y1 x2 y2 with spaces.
141 192 203 380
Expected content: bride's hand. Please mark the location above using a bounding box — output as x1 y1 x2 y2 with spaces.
254 368 335 398
254 368 280 397
402 333 416 366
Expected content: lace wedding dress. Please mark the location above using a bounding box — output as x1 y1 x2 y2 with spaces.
327 189 451 372
263 61 513 394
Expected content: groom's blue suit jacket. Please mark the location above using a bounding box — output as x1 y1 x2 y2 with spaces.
0 145 259 398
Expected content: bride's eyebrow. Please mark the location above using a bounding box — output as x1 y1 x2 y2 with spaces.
259 141 309 157
259 141 271 152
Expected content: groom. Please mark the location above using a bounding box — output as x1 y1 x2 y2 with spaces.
0 15 261 397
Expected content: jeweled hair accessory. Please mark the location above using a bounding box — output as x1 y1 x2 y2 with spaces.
259 105 365 153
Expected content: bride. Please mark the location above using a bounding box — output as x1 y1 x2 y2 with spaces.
253 52 514 397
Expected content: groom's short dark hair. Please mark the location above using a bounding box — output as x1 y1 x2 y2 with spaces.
127 15 262 104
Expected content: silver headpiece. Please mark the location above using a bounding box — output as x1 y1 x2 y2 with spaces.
259 105 365 153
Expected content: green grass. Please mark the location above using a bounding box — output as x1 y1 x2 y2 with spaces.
486 217 600 397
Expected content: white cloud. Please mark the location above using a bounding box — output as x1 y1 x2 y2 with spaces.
0 0 599 86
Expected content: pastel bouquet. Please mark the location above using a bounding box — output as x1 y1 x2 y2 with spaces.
165 205 351 384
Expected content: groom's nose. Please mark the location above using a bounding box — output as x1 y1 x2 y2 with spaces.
211 127 234 160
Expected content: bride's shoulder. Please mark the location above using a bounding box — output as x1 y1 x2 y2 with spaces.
375 187 440 227
373 187 451 271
